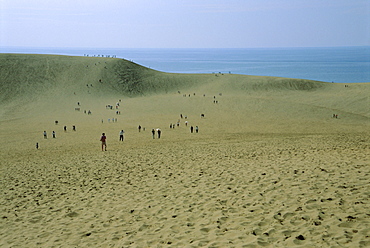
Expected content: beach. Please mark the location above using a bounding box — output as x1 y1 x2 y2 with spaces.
0 54 369 247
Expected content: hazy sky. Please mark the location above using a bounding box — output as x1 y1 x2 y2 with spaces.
1 0 369 48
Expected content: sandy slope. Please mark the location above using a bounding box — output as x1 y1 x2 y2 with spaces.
0 54 369 247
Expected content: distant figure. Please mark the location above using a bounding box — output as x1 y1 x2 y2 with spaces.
100 133 107 151
43 131 47 139
157 128 161 139
55 120 58 125
64 126 67 132
138 125 142 132
185 121 188 126
195 126 199 133
201 114 205 118
52 131 56 138
119 130 125 141
190 126 194 133
152 129 155 139
36 143 39 149
73 125 76 131
77 102 80 106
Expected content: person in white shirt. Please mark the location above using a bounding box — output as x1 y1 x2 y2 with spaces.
119 130 125 141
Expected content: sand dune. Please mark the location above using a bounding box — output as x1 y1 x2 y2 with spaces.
0 54 369 247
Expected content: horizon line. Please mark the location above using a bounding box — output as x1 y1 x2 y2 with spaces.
1 45 369 51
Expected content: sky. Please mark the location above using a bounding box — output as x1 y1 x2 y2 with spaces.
0 0 369 48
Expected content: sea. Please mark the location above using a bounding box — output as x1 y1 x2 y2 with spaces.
1 46 369 83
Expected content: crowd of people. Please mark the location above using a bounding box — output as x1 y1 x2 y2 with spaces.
39 93 214 151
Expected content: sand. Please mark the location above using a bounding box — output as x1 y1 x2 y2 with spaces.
0 54 369 247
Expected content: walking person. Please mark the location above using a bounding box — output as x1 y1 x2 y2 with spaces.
157 128 161 139
190 126 194 133
138 125 142 132
52 131 56 138
100 133 107 151
119 130 125 141
152 129 155 139
43 131 47 139
195 126 199 133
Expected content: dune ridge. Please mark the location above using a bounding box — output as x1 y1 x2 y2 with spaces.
0 54 369 247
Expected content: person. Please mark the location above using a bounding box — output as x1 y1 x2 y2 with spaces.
43 131 47 139
138 125 142 132
152 129 155 139
157 128 161 139
119 130 125 141
100 133 107 151
73 125 76 131
52 131 56 138
190 126 194 133
64 126 67 132
195 126 199 133
36 143 39 149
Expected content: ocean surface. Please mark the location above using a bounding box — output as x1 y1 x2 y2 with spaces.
1 46 369 83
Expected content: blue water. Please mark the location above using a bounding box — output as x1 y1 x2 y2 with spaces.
1 46 369 83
